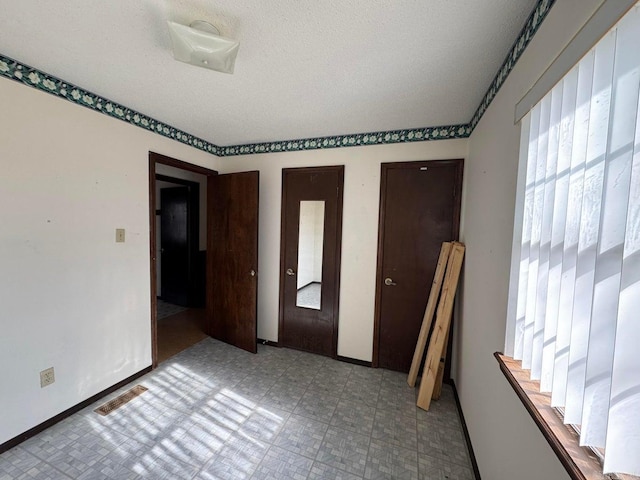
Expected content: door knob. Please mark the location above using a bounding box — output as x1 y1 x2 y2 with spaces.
250 269 256 277
384 277 397 286
286 268 296 276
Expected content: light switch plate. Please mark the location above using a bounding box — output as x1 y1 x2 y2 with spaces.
116 228 125 243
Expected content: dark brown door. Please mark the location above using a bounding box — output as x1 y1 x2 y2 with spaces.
160 187 190 306
374 160 463 372
207 171 259 354
279 166 344 358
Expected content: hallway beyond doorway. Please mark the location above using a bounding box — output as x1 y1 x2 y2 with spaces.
157 306 207 363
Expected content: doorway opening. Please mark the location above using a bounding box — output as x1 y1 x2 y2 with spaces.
149 152 217 367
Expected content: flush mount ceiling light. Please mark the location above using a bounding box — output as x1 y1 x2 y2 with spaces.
167 20 240 74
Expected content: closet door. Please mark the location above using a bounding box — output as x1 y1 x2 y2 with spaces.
374 160 463 372
279 166 344 358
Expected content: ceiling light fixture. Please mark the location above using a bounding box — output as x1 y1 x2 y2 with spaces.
167 20 240 74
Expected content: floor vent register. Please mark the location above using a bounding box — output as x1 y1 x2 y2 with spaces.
94 385 148 416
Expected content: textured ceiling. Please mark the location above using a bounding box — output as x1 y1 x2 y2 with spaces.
0 0 537 146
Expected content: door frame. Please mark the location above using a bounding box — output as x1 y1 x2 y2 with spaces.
372 159 464 369
277 165 345 358
149 152 218 368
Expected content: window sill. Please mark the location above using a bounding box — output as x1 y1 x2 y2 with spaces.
494 352 608 480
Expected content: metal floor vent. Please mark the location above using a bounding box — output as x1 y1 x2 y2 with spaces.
94 385 148 416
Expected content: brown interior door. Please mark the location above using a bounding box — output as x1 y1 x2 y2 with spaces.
374 160 463 372
207 171 259 353
160 186 190 306
279 166 344 358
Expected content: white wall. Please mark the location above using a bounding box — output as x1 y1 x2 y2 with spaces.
0 76 219 445
216 140 467 361
457 1 604 479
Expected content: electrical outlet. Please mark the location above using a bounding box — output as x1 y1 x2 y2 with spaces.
116 228 125 243
40 367 55 388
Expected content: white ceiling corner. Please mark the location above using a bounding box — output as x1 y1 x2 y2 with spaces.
0 0 537 146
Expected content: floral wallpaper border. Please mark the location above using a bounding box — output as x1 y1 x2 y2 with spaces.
0 54 223 156
219 124 471 156
0 0 554 158
469 0 556 131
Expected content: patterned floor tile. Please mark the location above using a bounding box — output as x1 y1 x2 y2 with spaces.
20 425 81 459
418 454 475 480
200 389 255 429
14 463 68 480
262 383 307 412
0 447 49 480
417 422 469 468
45 443 105 478
287 351 328 369
330 399 375 436
279 365 317 388
116 437 199 479
294 391 340 423
416 406 462 433
128 454 198 479
321 362 354 378
381 369 412 387
198 431 269 479
364 440 418 480
198 459 252 480
244 362 288 381
308 373 350 395
252 446 313 480
274 414 329 459
75 452 140 480
316 426 369 476
376 385 417 413
123 407 189 447
308 461 363 480
23 427 127 478
0 341 474 480
233 374 279 403
170 382 219 413
163 418 227 466
239 405 290 443
339 381 380 409
349 365 383 384
415 388 461 432
371 409 417 450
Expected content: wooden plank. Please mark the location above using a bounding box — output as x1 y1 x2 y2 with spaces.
431 249 458 398
417 241 457 391
432 323 450 400
407 242 452 387
417 242 465 410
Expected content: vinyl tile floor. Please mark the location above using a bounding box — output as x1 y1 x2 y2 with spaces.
0 339 475 480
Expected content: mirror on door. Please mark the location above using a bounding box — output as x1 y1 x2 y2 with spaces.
296 200 325 310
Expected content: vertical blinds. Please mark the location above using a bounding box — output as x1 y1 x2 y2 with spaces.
507 4 640 476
